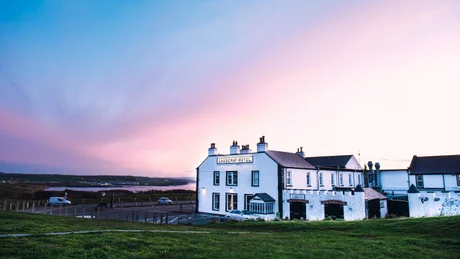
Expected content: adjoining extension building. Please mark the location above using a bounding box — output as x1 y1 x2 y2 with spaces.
196 136 387 221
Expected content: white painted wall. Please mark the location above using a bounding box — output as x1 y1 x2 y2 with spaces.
443 174 460 191
197 152 279 216
380 170 409 194
282 190 366 221
345 156 363 170
408 191 460 218
423 175 444 188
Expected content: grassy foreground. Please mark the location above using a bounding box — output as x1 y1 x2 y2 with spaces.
1 212 459 259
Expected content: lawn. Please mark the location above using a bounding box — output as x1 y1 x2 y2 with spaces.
1 212 459 259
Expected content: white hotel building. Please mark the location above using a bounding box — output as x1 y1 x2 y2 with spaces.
196 137 387 220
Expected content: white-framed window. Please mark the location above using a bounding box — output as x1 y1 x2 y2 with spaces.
319 172 323 186
286 171 292 186
306 172 311 186
250 202 274 214
331 173 335 185
226 171 238 186
349 174 352 186
252 171 259 187
357 174 361 185
340 174 344 185
213 171 220 186
226 193 237 211
212 193 220 211
457 174 460 186
416 175 424 188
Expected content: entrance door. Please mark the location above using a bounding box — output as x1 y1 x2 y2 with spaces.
244 194 253 211
367 199 381 218
324 204 344 219
290 202 306 219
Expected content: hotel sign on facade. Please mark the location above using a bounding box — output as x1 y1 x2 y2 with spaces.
217 156 253 164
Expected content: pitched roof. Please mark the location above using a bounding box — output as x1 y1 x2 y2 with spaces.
253 193 275 202
304 155 353 168
364 188 387 200
409 155 460 175
265 150 315 169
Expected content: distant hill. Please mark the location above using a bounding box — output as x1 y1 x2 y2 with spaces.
0 172 195 186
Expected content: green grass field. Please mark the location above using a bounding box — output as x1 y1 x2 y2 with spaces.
1 212 459 259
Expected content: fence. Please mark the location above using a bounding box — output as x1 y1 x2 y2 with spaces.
0 199 202 225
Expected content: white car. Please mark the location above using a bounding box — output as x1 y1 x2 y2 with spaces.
157 197 173 205
225 210 260 221
48 197 71 206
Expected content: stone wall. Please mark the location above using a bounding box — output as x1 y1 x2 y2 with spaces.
408 191 460 218
282 189 366 221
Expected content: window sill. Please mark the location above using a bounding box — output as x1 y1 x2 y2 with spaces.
251 185 260 187
286 185 293 187
307 185 312 187
319 185 324 187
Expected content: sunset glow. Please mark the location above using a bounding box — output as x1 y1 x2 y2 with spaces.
1 0 459 176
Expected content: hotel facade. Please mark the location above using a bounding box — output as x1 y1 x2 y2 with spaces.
196 137 387 221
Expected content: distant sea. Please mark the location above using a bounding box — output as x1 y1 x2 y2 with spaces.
45 183 196 192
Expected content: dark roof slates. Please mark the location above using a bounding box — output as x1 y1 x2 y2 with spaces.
409 155 460 174
304 155 353 168
265 150 315 169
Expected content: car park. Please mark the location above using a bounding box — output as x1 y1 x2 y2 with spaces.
157 197 173 205
225 210 260 221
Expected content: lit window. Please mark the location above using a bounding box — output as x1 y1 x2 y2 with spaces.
226 193 237 211
319 172 323 186
416 175 424 188
286 171 292 186
226 171 238 186
306 172 311 186
252 171 259 187
212 193 220 211
213 171 220 186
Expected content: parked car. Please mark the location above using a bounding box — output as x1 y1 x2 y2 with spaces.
157 197 173 205
225 210 260 221
48 197 71 206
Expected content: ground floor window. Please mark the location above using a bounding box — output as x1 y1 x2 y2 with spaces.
212 193 220 211
226 193 237 211
250 202 274 214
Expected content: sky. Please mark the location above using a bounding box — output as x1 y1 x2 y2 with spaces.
1 0 459 177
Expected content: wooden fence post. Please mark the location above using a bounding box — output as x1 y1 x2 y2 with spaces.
160 213 163 224
145 211 148 223
132 210 135 222
16 200 19 212
166 213 169 225
3 200 7 211
74 207 77 217
44 203 47 214
50 204 53 215
91 208 94 219
27 202 29 209
59 205 62 216
154 212 157 224
97 208 100 219
65 206 68 216
82 208 85 218
38 200 41 208
22 201 25 212
32 202 35 213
